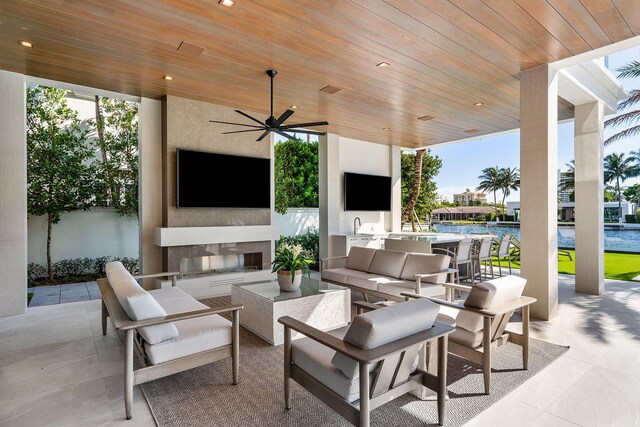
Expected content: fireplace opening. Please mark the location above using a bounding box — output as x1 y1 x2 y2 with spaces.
180 252 263 277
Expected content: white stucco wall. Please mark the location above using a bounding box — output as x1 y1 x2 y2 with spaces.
273 208 319 237
28 208 139 265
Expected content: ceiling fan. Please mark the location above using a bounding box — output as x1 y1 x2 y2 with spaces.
209 69 329 142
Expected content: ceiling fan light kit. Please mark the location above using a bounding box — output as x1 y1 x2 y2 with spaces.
210 69 329 141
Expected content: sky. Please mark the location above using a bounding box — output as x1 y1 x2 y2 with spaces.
430 45 640 203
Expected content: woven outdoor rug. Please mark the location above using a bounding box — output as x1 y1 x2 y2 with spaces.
141 297 568 427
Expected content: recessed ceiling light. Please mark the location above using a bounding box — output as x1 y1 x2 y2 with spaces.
218 0 235 6
377 62 390 68
163 75 174 81
474 102 484 106
382 127 390 131
289 105 298 109
19 40 33 48
417 115 434 121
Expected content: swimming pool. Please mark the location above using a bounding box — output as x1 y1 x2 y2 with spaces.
431 223 640 253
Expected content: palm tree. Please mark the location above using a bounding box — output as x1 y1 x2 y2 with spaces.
476 166 501 218
604 61 640 145
604 152 640 220
558 160 575 201
498 167 520 209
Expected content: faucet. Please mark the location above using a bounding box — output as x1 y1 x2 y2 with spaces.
354 217 361 235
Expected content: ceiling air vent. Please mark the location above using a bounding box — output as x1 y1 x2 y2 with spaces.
320 85 341 94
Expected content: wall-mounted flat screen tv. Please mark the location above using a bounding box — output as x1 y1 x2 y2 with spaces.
344 172 391 211
176 149 271 208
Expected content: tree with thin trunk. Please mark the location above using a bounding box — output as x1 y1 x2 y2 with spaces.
476 166 501 218
93 95 114 206
401 149 425 230
604 152 640 221
27 86 95 280
499 167 520 208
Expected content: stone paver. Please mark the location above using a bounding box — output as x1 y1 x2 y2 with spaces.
29 283 93 307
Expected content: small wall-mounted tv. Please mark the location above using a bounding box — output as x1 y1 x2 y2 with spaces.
176 149 271 209
344 172 391 211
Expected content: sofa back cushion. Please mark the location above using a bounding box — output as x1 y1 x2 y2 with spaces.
105 261 179 345
456 275 527 333
367 250 408 278
344 247 377 272
331 298 439 378
400 253 450 282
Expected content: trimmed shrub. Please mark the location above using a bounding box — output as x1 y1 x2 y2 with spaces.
28 256 139 286
275 228 319 271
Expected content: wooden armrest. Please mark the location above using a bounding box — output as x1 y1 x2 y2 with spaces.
413 268 457 279
401 292 537 317
118 304 244 331
132 271 180 280
442 282 472 292
279 316 454 364
320 256 348 263
353 300 383 312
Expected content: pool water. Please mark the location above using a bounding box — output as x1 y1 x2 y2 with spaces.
431 223 640 253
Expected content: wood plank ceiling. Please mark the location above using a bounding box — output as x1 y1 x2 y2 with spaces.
0 0 638 147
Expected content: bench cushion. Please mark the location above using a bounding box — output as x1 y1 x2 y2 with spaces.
144 288 232 364
344 247 377 272
346 271 401 291
105 262 179 345
331 298 439 378
400 253 450 283
367 250 407 278
321 267 351 284
377 281 444 299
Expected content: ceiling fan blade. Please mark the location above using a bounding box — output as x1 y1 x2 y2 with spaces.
281 129 327 136
273 109 295 127
209 120 263 128
280 121 329 129
221 129 266 135
234 110 265 126
273 129 296 141
256 130 271 142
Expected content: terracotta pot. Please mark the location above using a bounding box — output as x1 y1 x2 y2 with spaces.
277 269 302 292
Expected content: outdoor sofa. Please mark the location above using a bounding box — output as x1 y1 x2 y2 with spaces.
320 247 453 301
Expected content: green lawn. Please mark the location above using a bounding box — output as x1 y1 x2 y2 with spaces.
499 250 640 282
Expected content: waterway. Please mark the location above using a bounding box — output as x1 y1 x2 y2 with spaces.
431 223 640 253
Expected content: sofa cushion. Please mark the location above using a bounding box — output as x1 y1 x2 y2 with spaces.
450 327 483 349
331 298 439 378
105 260 125 274
344 247 377 272
456 276 527 333
377 281 444 299
347 271 403 291
400 253 450 283
106 262 179 345
367 250 408 278
321 268 351 284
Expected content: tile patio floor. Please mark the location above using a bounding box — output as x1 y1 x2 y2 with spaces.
2 274 640 426
28 282 102 307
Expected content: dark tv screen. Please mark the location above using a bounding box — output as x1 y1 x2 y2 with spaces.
344 172 391 211
176 149 270 208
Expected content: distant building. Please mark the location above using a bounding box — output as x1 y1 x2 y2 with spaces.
432 206 495 221
453 189 487 206
507 201 638 222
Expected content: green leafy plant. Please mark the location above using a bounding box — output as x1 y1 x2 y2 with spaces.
274 138 318 214
271 243 314 282
275 228 319 270
28 256 139 286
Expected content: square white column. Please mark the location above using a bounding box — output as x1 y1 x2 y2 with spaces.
390 145 402 232
0 71 27 316
318 133 341 259
574 101 605 295
520 64 559 321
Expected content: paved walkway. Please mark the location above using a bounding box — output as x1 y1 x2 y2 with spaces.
28 282 101 307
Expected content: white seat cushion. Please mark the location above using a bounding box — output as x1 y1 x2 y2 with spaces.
144 290 232 365
400 253 450 283
367 250 408 278
450 327 483 349
344 247 377 272
377 281 444 298
105 263 179 345
347 271 402 291
321 267 351 284
292 326 364 402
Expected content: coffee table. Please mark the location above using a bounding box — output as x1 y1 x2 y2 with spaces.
231 276 350 346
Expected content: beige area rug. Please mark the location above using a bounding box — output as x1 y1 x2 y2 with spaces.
141 297 568 427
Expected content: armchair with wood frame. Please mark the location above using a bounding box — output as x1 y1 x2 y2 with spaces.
278 298 454 427
402 275 536 395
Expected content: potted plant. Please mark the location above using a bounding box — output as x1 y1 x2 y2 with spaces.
271 243 313 291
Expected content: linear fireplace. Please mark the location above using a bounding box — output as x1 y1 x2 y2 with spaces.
180 252 263 277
